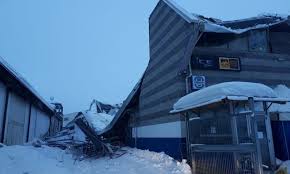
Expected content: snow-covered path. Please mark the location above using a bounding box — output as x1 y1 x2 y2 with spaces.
0 145 191 174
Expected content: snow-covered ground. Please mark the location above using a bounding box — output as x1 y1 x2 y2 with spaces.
277 160 290 174
0 145 191 174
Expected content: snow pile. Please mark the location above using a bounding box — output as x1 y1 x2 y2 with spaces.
0 145 191 174
276 160 290 174
271 85 290 113
83 111 115 132
172 82 277 113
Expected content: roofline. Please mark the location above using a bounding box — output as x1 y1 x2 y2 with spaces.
218 14 287 25
170 96 290 114
149 0 198 23
99 75 144 135
0 57 55 114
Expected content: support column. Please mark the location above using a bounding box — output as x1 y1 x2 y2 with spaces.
249 98 263 174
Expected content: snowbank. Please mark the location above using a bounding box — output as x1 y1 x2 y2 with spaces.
83 111 114 132
172 82 279 113
0 145 191 174
277 160 290 174
271 85 290 113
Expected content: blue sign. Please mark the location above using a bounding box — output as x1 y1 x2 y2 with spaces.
192 76 206 90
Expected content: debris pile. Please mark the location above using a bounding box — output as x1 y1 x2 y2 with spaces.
45 100 123 159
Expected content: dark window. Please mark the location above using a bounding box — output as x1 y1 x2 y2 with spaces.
249 30 268 52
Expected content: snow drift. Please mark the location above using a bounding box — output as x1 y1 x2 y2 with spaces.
0 145 191 174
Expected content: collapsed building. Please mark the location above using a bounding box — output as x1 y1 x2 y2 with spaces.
97 0 290 171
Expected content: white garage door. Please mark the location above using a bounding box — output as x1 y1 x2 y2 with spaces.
0 81 7 142
27 105 38 142
4 92 30 145
35 109 50 138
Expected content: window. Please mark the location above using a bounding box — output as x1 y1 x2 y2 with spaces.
249 30 268 52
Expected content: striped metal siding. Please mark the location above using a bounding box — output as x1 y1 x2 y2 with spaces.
192 47 290 88
137 1 193 127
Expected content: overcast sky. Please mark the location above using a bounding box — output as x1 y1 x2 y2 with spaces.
0 0 289 114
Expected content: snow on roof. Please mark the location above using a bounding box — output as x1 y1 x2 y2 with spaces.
82 111 115 132
162 0 198 23
271 85 290 113
63 112 79 127
171 82 289 113
0 57 54 112
162 0 289 34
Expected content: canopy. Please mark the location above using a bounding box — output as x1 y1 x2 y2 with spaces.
171 82 290 113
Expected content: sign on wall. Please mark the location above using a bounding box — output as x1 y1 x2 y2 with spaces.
219 57 240 71
192 76 206 90
192 56 240 71
192 57 219 70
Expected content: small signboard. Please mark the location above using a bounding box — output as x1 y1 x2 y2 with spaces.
219 57 240 71
192 76 206 90
192 56 219 70
192 56 240 71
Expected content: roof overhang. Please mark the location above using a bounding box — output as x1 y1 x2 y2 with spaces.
170 82 290 114
0 57 55 115
162 0 289 34
170 96 289 114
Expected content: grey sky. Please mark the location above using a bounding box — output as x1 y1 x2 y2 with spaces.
0 0 289 114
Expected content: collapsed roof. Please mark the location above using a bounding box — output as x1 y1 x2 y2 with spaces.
164 0 290 34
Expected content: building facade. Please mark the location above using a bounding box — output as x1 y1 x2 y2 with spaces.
103 0 290 160
0 58 62 145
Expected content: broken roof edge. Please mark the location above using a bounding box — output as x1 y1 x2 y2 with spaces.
98 75 144 135
162 0 198 23
160 0 289 34
0 56 55 113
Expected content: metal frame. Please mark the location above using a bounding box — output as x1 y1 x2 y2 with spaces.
263 102 276 170
248 98 263 174
185 98 278 174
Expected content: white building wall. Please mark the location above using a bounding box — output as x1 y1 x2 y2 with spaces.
0 81 7 142
132 121 186 138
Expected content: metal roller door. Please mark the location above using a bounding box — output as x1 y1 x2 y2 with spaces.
35 109 50 138
27 105 38 142
0 81 7 142
4 92 30 145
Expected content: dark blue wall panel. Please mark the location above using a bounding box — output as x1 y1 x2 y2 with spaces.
126 137 187 160
271 121 290 161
